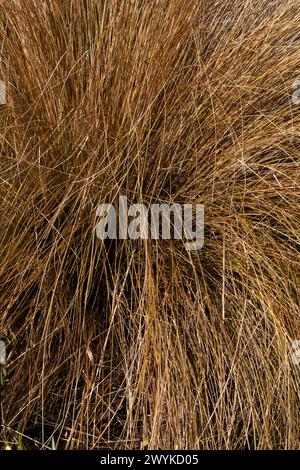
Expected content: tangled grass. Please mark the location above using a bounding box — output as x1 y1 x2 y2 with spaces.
0 0 299 449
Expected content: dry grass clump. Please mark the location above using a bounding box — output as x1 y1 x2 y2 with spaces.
0 0 299 449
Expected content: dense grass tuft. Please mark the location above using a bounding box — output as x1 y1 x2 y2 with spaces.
0 0 299 449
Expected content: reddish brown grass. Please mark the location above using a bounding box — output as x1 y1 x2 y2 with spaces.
0 0 299 449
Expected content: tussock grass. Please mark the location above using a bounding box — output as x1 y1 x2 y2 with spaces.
0 0 299 449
